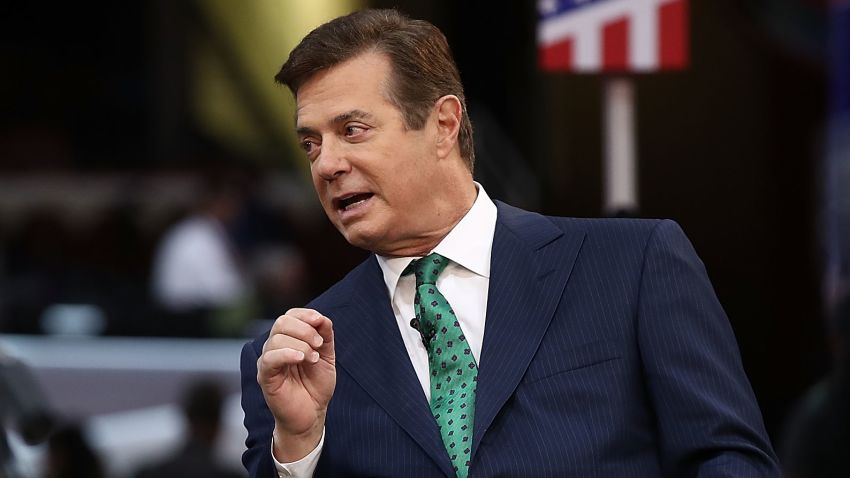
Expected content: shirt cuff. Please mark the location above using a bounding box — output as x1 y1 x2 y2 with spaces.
272 428 325 478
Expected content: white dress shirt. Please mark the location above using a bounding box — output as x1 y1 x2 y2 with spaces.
276 184 497 477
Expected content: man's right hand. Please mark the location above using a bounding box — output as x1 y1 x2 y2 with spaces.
257 308 336 463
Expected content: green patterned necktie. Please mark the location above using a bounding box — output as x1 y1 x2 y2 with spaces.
405 253 478 478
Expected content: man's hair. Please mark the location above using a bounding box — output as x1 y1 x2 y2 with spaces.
275 8 475 171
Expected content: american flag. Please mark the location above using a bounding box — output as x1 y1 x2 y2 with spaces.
538 0 689 72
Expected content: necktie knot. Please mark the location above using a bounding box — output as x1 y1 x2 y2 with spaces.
405 253 449 287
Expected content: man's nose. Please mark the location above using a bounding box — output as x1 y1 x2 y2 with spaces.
314 139 351 181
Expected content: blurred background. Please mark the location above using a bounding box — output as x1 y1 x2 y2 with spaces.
0 0 847 477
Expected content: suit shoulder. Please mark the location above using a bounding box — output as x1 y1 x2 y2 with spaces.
546 215 680 238
545 216 693 263
495 201 685 252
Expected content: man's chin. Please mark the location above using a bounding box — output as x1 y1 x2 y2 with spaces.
338 225 383 252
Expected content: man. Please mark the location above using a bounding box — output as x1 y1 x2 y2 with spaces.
241 8 780 477
152 173 250 336
133 380 244 478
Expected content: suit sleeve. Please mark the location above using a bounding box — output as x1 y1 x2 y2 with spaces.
636 220 781 477
240 339 279 478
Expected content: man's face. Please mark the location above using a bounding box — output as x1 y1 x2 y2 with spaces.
295 52 451 256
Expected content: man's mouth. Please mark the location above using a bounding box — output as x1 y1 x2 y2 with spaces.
334 193 374 211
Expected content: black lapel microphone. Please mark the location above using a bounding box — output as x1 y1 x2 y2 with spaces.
409 317 435 350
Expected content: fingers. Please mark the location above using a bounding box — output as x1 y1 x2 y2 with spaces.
280 314 325 349
312 314 334 346
257 336 318 382
259 347 312 373
267 333 320 362
261 309 334 371
270 309 327 342
268 309 320 348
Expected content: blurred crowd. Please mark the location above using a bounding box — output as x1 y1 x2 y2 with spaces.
38 380 244 478
0 160 360 477
0 162 366 340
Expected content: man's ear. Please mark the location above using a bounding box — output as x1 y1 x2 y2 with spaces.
433 95 462 159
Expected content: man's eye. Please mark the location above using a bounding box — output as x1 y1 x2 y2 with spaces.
301 140 317 153
345 125 366 136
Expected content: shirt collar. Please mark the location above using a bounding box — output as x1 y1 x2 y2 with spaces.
376 182 497 299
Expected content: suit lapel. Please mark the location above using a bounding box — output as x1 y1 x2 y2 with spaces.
472 202 586 458
332 258 456 477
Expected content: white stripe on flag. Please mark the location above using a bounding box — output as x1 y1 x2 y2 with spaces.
575 20 601 71
630 0 660 70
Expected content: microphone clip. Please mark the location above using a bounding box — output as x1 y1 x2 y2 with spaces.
409 317 435 350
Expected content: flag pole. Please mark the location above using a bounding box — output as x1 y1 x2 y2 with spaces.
603 76 638 215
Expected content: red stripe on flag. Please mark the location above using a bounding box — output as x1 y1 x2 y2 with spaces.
659 0 689 69
539 38 573 71
602 17 629 71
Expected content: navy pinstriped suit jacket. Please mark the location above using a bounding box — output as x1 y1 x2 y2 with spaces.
241 202 780 477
